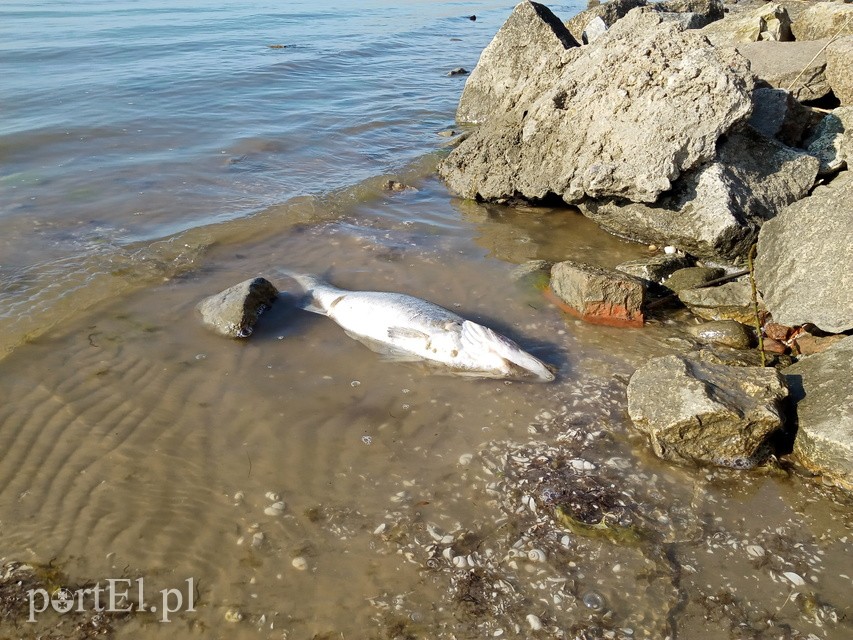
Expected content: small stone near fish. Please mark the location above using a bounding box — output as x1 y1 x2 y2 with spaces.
292 557 308 571
784 571 806 586
447 67 468 77
251 532 265 548
225 609 243 622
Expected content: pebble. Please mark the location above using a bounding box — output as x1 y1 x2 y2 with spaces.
251 532 265 548
233 491 244 504
526 614 543 631
582 590 606 611
292 557 309 571
664 245 677 254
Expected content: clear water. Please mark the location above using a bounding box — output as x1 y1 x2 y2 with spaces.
1 2 851 639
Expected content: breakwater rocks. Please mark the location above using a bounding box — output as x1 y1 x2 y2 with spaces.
439 1 853 486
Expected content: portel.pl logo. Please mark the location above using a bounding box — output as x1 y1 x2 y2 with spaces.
28 578 196 623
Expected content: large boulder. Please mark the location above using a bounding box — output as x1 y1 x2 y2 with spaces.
754 171 853 333
549 260 646 327
736 39 832 102
791 2 853 41
786 336 853 490
825 36 853 106
564 0 649 42
700 3 793 45
456 1 579 125
440 10 755 205
196 277 279 338
578 127 820 260
627 355 788 468
804 106 853 175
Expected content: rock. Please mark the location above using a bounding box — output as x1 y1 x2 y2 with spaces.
803 107 853 176
578 127 820 260
791 2 853 41
826 36 853 106
582 16 609 43
786 336 853 490
762 337 788 354
447 67 468 76
615 253 695 283
656 0 725 25
197 277 279 338
510 259 553 282
793 331 848 356
764 322 792 341
456 1 579 124
748 87 812 147
441 10 755 204
565 0 649 42
383 180 417 192
754 172 853 333
701 3 793 45
627 355 788 468
736 39 832 102
678 279 756 323
663 266 726 292
549 260 646 327
687 320 755 349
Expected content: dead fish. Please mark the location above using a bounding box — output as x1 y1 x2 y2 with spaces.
281 271 555 381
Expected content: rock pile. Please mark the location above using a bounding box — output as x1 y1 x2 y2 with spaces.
441 1 853 483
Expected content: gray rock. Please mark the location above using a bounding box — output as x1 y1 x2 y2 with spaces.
565 0 649 42
615 253 695 283
678 279 757 323
582 16 609 44
754 171 853 333
804 107 853 176
826 36 853 106
791 2 853 41
197 277 279 338
664 266 726 292
550 260 646 327
748 87 812 147
440 10 755 205
687 319 755 349
446 67 468 76
578 127 820 260
786 336 853 490
627 355 788 467
701 3 793 45
656 0 725 25
736 39 832 102
456 1 579 125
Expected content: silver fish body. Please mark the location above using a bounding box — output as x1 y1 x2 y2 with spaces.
283 272 555 381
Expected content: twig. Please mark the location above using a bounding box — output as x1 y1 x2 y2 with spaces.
785 15 851 95
747 243 766 367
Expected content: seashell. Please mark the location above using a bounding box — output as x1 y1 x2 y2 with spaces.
291 557 308 571
560 535 571 549
224 609 243 623
233 491 244 503
458 453 474 466
265 491 280 501
440 535 454 545
527 549 547 563
582 590 606 611
452 556 467 568
746 545 765 558
783 571 805 586
467 553 479 567
526 614 543 631
264 501 286 517
568 458 596 472
442 547 454 561
374 523 387 535
493 630 504 637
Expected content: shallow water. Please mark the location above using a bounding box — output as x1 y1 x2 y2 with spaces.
1 2 852 639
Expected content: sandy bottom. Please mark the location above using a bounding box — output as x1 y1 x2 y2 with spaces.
0 176 850 639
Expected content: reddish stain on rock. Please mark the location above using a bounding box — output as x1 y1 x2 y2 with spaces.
544 288 644 328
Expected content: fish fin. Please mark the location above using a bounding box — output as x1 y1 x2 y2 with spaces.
345 332 423 361
387 327 430 341
461 321 555 382
299 296 327 315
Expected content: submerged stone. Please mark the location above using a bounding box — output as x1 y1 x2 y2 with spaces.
550 260 646 327
627 355 788 468
196 277 279 338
